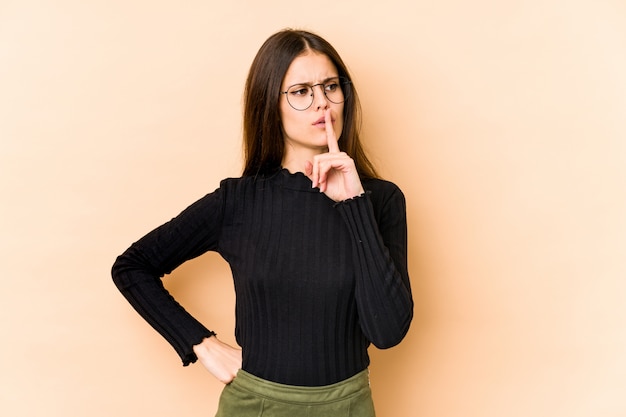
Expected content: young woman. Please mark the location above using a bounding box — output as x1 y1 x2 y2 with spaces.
112 29 413 417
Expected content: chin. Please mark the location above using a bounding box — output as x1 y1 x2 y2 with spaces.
312 133 331 145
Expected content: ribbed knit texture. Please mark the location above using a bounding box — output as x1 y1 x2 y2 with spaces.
112 169 413 386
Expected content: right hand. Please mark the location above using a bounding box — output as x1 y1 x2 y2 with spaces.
305 109 364 202
193 335 242 384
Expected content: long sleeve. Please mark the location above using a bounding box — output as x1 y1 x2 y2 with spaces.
335 182 413 348
112 171 413 384
111 188 225 365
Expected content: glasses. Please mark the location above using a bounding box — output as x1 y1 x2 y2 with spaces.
280 77 351 111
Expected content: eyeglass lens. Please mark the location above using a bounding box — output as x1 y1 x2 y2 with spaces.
285 78 349 111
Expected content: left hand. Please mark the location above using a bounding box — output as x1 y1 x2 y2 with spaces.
305 109 365 202
192 335 242 384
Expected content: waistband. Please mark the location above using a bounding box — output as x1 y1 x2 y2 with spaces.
230 369 371 404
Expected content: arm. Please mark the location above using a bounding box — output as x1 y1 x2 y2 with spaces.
308 108 413 347
111 189 224 365
335 184 413 348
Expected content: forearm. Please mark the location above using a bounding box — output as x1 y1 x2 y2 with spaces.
112 253 215 365
336 191 413 348
111 189 225 364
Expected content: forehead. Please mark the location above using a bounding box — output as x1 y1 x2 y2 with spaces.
282 52 338 86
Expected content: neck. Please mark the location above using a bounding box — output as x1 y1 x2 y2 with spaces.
281 145 327 174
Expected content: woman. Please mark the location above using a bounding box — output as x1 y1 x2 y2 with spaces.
112 29 413 416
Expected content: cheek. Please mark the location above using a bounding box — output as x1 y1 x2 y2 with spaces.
335 106 345 137
279 102 293 134
280 111 292 128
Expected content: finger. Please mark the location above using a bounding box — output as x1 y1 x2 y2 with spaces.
317 160 329 193
304 160 316 189
304 160 313 177
311 156 319 189
315 157 333 193
325 108 340 153
316 155 343 192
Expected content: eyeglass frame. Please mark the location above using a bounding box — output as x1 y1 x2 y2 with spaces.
279 76 352 111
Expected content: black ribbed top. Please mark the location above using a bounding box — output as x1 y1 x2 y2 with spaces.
112 169 413 386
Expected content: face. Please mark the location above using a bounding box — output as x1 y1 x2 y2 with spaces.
279 51 344 155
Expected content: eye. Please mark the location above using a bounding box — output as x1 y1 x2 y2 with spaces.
289 86 310 96
324 81 339 92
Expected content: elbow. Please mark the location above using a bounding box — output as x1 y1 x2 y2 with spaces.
111 255 126 289
111 253 140 291
370 307 414 349
111 245 156 290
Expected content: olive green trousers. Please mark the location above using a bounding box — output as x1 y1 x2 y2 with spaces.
214 369 376 417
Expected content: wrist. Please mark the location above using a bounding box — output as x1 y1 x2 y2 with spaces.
193 334 218 356
334 190 369 207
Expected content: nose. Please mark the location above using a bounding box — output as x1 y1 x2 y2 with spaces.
312 84 329 110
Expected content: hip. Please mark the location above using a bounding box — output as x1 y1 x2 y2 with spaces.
215 369 376 417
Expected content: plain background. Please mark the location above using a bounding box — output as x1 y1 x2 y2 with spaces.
1 0 625 416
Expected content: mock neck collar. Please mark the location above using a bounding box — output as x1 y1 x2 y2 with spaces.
270 168 319 192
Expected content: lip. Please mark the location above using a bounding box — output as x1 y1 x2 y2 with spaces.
312 116 334 126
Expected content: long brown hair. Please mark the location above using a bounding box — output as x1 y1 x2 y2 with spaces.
242 29 378 179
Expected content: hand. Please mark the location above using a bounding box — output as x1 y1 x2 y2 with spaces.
193 335 242 384
305 109 365 202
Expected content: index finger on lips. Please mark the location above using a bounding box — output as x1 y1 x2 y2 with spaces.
325 108 340 153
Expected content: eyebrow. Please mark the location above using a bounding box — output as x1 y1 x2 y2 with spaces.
288 76 340 87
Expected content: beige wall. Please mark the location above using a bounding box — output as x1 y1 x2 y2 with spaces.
1 0 625 416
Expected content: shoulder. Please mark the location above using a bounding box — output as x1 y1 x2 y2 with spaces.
362 178 405 205
217 175 264 193
360 178 407 225
216 174 281 206
218 172 280 187
219 175 253 187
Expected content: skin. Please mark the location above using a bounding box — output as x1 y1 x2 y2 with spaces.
281 51 364 201
280 52 344 169
193 50 365 384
